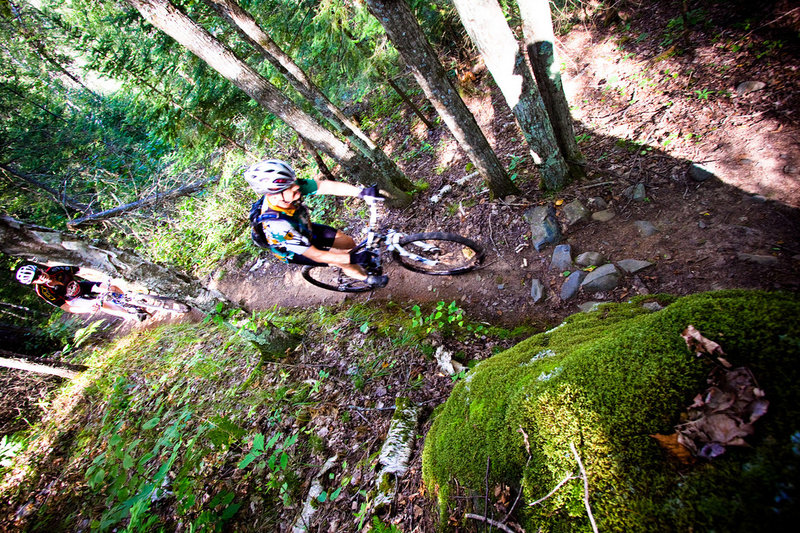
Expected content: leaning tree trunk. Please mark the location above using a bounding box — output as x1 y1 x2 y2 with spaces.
125 0 411 207
452 0 574 191
364 0 518 199
202 0 413 193
517 0 585 177
0 215 225 312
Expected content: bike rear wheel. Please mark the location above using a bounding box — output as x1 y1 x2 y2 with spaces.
301 265 374 293
392 232 484 275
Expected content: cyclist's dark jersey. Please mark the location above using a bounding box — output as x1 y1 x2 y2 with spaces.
260 178 322 261
35 266 98 308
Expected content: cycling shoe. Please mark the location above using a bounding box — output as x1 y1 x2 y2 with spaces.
366 274 389 288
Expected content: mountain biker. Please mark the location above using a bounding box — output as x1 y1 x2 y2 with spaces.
14 264 148 321
245 159 388 287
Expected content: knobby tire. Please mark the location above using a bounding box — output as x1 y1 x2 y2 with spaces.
301 265 375 293
392 232 484 275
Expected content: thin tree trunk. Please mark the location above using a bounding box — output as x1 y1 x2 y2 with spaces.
517 0 585 177
0 356 79 379
125 0 410 206
0 215 226 312
452 0 574 191
300 137 336 181
364 0 518 199
0 163 91 213
202 0 413 193
67 175 219 228
387 76 435 129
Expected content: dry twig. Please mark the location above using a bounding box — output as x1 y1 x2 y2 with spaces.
570 442 598 533
465 513 516 533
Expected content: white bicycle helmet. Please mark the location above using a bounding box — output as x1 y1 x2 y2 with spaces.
244 159 297 195
16 264 39 284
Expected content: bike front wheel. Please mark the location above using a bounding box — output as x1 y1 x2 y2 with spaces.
301 265 374 293
392 232 484 275
124 294 191 314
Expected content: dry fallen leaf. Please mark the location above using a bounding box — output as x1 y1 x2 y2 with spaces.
651 432 695 464
682 325 732 367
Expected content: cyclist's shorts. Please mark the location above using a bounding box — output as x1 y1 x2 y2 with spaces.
286 223 338 266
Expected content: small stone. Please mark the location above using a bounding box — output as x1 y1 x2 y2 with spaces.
581 263 620 292
642 302 663 312
497 284 505 290
689 164 715 182
635 220 659 236
578 301 602 313
588 197 608 210
698 220 707 229
550 244 573 271
375 386 387 397
784 165 798 175
616 259 653 273
624 183 647 201
748 194 768 203
592 209 616 222
562 199 589 226
561 271 587 301
523 205 562 251
530 279 545 303
735 80 766 96
737 253 779 265
575 252 605 267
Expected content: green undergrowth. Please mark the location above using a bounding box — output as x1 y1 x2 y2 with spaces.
0 299 534 531
422 290 800 531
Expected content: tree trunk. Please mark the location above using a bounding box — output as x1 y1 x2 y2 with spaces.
0 215 225 312
125 0 411 207
299 137 336 181
517 0 585 177
67 175 219 228
364 0 518 199
452 0 573 191
202 0 413 194
0 356 79 379
387 76 435 129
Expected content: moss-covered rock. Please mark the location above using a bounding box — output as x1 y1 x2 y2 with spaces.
422 290 800 531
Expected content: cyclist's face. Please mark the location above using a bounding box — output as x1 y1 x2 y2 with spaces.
278 184 301 205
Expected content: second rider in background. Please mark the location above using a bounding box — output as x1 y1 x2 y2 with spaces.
245 159 388 287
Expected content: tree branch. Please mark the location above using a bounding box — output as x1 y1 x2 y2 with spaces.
68 175 219 228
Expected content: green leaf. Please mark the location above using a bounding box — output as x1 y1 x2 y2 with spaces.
280 451 289 470
142 417 160 430
360 321 369 333
330 487 343 500
317 491 328 503
123 454 134 470
238 452 257 469
284 433 298 448
253 433 265 453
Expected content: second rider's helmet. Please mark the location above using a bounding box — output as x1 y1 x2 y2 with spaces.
244 159 297 195
15 264 40 285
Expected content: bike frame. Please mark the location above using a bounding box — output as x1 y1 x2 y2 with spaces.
361 202 443 267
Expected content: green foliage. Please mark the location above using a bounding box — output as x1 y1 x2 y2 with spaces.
423 290 800 531
410 301 487 338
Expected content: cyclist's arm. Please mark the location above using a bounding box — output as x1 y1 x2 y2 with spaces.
314 180 363 197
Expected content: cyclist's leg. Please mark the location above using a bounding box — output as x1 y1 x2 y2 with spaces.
309 223 365 279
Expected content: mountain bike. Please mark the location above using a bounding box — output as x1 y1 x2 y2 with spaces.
95 283 191 319
301 200 485 292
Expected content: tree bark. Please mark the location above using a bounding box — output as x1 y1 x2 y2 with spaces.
386 76 435 129
124 0 411 206
517 0 585 177
202 0 413 194
364 0 518 199
452 0 574 191
67 175 219 228
0 215 226 312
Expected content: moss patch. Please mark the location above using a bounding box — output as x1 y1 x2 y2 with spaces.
422 290 800 531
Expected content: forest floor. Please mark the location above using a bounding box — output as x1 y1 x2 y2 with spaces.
214 2 800 330
3 2 800 532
